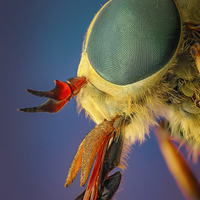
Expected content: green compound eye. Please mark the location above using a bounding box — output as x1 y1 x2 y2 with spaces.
86 0 181 85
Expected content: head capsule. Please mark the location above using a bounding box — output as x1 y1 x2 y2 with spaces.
77 0 183 124
80 0 181 86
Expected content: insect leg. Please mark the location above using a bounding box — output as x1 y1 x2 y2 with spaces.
155 121 200 200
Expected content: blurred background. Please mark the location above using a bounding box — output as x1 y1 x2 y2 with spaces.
1 0 199 199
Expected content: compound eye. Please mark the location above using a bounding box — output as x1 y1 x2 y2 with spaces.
86 0 181 85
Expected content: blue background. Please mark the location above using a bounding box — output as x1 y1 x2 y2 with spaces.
1 0 199 199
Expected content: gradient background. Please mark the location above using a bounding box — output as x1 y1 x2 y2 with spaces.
1 0 200 200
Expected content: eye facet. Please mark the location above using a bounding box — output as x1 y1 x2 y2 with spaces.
86 0 181 85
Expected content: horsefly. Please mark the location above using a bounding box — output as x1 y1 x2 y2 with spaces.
19 0 200 199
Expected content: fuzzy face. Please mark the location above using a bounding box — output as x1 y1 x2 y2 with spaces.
77 0 200 155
